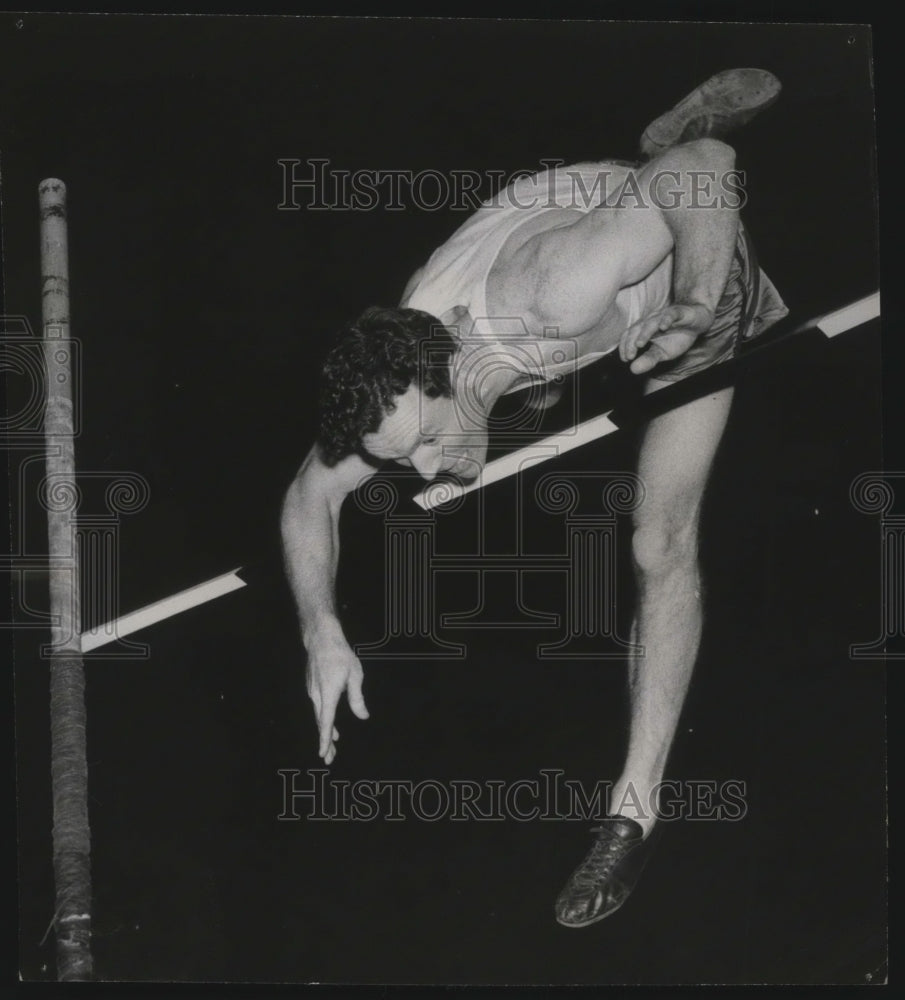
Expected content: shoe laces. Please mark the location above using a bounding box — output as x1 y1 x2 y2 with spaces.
568 826 631 890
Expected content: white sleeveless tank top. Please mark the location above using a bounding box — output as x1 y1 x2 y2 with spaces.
404 162 673 390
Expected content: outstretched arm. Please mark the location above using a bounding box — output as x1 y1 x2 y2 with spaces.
281 445 378 763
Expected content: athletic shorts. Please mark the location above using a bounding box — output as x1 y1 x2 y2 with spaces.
650 220 789 383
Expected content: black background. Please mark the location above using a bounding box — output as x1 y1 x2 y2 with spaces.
2 13 890 985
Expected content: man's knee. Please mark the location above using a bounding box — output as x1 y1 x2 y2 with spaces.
631 518 698 579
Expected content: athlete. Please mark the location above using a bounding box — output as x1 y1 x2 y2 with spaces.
281 69 787 927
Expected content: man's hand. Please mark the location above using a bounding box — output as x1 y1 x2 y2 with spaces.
619 302 715 376
305 626 369 765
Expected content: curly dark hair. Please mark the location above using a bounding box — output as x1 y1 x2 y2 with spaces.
317 306 457 465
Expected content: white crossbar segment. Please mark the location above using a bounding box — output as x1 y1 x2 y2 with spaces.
413 290 880 511
413 411 619 510
816 291 880 338
72 294 880 643
79 569 247 651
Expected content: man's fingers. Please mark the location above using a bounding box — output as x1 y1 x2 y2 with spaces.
622 310 678 361
622 303 713 372
629 342 668 375
621 319 651 361
634 312 675 352
309 684 322 718
347 671 370 720
308 684 327 748
318 689 340 759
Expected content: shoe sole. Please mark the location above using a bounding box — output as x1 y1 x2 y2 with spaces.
554 894 629 928
640 68 782 157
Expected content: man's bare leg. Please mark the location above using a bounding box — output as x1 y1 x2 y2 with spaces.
555 66 779 929
554 384 734 928
612 68 778 819
610 383 735 835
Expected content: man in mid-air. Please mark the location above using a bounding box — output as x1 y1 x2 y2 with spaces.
281 69 788 927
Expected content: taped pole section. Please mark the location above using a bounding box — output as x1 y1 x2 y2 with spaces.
40 178 93 980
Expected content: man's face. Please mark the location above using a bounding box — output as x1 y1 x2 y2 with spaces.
361 383 489 482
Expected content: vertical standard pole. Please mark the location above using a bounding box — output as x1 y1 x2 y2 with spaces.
39 178 93 980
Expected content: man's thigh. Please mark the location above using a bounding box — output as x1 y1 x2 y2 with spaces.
633 383 735 535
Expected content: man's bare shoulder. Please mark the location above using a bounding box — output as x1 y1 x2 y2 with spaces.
288 445 379 506
487 205 642 335
484 208 594 330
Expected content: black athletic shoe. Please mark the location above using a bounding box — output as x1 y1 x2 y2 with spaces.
554 815 654 928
